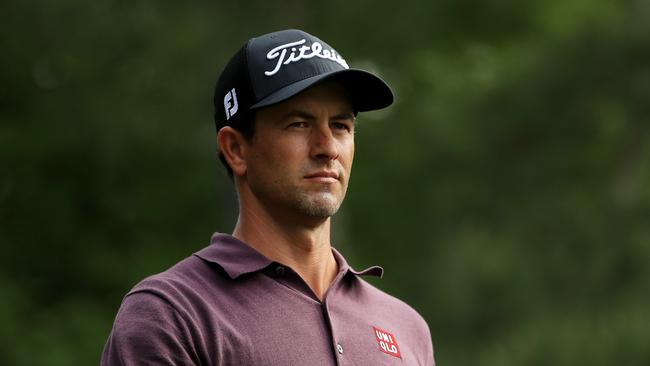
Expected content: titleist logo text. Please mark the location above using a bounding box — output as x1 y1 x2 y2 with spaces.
264 39 349 76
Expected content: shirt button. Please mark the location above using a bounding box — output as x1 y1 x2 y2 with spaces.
275 266 286 276
336 343 344 354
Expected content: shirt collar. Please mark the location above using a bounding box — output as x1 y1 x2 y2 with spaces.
332 247 384 278
194 232 384 279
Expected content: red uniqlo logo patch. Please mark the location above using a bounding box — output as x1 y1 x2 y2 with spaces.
373 326 402 359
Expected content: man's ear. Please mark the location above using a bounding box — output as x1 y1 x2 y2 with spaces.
217 127 248 177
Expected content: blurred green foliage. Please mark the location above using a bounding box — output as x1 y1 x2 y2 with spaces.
2 0 650 365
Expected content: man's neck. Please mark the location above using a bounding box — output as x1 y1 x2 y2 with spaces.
232 198 339 301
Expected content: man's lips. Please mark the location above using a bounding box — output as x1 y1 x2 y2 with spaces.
304 171 340 183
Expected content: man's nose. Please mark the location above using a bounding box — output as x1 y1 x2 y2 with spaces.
310 123 339 161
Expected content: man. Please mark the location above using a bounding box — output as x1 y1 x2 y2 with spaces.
102 29 434 365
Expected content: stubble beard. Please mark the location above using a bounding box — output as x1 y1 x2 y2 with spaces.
292 186 345 219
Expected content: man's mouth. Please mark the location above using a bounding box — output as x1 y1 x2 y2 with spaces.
304 171 340 183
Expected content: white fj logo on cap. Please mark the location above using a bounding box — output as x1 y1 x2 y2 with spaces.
224 88 238 120
264 39 349 76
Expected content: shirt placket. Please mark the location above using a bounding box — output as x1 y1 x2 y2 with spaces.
267 263 349 366
322 298 346 366
321 271 352 366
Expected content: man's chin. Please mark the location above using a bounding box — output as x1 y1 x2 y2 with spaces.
295 194 342 219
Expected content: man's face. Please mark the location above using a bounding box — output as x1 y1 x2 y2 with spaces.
242 81 355 221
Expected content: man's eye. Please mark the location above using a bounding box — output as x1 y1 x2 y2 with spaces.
288 122 309 129
332 122 352 132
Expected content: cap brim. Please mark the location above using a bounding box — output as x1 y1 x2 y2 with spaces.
249 68 394 112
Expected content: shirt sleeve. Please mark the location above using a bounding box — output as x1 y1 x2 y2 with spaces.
101 291 199 366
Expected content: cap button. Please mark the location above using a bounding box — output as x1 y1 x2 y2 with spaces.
275 266 286 276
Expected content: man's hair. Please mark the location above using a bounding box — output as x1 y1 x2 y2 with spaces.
218 114 256 180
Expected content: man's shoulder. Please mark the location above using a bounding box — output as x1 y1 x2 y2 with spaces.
347 274 431 334
102 253 214 366
124 249 222 307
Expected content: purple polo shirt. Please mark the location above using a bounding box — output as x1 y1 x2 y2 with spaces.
102 233 434 365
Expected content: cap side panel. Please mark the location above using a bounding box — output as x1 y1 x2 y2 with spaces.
242 39 258 103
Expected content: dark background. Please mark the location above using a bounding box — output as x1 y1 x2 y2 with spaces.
2 1 650 365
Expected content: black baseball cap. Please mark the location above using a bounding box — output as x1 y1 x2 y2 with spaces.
214 29 394 130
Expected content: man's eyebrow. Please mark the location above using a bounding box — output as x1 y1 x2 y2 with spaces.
331 112 355 121
282 110 317 121
280 110 356 121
